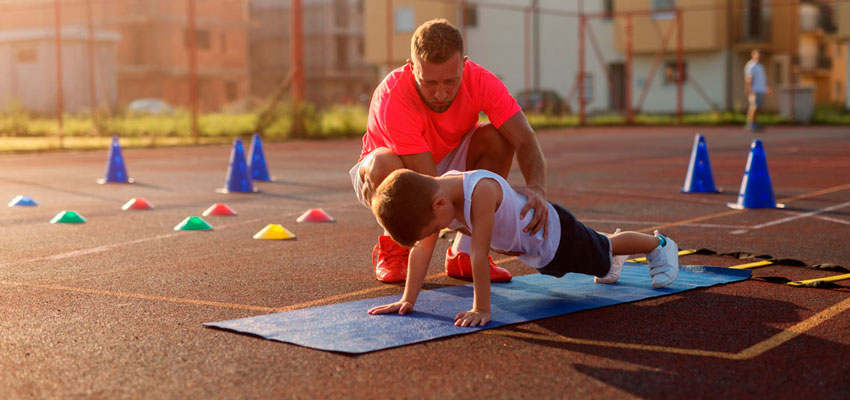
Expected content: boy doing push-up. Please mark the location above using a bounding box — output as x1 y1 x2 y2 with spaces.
367 169 680 327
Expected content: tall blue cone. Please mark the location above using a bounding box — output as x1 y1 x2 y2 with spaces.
681 133 719 193
98 136 133 184
218 137 257 193
728 139 783 209
248 132 272 181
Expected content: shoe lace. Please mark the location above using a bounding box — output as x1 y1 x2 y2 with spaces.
372 240 410 268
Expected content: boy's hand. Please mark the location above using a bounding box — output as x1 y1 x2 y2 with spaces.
368 301 414 316
454 309 491 327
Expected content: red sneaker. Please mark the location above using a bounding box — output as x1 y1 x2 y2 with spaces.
372 235 409 283
445 248 512 282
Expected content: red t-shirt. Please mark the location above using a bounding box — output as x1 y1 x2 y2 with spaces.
359 61 520 164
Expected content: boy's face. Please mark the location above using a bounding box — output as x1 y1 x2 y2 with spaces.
414 197 455 242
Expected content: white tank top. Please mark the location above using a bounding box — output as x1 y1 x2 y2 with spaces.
445 170 561 268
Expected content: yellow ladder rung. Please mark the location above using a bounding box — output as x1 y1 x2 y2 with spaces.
627 249 697 263
787 273 850 287
729 260 774 270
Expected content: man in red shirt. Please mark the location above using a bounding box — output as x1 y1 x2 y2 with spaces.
350 18 548 283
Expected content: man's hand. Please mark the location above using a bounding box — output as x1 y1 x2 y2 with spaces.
454 309 491 327
368 301 414 316
514 184 548 238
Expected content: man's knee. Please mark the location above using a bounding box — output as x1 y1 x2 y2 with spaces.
467 124 515 172
362 148 404 186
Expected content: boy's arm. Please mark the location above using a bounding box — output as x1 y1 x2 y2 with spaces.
367 234 436 315
454 179 499 327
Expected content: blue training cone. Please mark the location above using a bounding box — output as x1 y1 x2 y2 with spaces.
217 137 258 193
681 133 719 193
728 139 784 209
8 195 37 207
98 136 134 184
248 132 274 181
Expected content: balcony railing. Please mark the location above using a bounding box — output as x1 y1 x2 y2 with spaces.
800 4 837 33
800 54 832 70
736 11 772 43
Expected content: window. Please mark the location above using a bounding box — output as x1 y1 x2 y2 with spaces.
663 61 687 85
603 0 613 19
184 29 211 50
394 6 414 33
16 47 37 63
336 37 348 69
226 81 238 101
584 75 593 102
652 0 675 20
462 5 477 27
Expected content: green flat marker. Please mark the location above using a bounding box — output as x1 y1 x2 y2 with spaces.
174 216 213 231
50 211 86 224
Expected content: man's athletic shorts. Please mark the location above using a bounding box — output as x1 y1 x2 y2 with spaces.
349 123 483 208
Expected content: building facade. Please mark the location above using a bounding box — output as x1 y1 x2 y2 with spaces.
363 0 848 115
250 0 378 108
0 27 119 114
0 0 251 113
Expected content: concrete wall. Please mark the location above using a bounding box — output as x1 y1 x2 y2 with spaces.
0 28 118 114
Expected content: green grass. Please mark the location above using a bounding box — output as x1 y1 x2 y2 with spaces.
1 103 847 153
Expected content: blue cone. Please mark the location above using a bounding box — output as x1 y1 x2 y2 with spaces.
99 136 133 184
219 137 257 193
8 195 37 207
681 133 719 193
248 133 272 181
728 139 782 209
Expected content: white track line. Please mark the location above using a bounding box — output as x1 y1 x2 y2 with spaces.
2 201 362 269
580 218 748 229
730 200 850 235
813 215 850 225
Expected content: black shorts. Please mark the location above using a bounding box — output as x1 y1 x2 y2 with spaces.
536 203 612 278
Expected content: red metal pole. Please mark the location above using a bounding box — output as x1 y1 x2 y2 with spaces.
291 0 304 101
291 0 304 138
634 19 677 112
87 0 97 112
524 7 531 110
386 0 393 73
676 9 683 123
578 14 585 125
54 0 64 148
187 0 199 143
789 0 796 121
460 0 467 46
625 14 633 124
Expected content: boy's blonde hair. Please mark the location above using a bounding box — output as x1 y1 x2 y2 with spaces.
411 18 463 64
371 169 439 247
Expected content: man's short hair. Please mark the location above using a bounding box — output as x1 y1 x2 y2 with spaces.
411 18 463 64
371 169 439 247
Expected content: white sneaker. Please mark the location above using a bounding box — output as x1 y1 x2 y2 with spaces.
595 255 627 284
647 231 679 288
595 228 626 284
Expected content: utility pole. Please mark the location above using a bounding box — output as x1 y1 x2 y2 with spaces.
54 0 64 148
87 0 97 113
291 0 305 138
187 0 199 143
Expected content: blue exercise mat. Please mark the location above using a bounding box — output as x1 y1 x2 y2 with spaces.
205 264 749 354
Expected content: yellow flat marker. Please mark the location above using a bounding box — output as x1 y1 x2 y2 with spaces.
787 273 850 287
729 260 774 270
253 224 296 240
628 249 697 263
